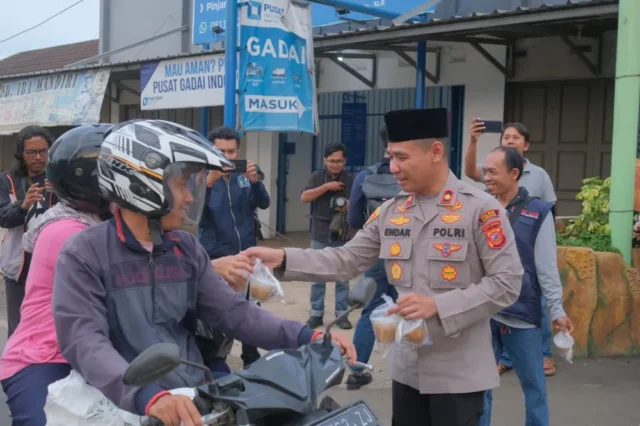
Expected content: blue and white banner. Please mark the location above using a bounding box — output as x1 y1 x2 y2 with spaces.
239 0 318 133
0 69 110 135
140 54 225 110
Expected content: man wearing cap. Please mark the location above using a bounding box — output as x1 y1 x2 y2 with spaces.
243 108 524 426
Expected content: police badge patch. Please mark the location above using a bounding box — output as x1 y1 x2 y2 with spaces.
366 206 381 225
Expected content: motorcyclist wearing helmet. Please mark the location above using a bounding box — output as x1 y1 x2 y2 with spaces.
51 120 356 426
0 124 114 426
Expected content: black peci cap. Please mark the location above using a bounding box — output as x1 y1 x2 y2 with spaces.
384 108 449 143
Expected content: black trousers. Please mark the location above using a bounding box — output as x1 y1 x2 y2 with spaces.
5 277 25 338
391 381 485 426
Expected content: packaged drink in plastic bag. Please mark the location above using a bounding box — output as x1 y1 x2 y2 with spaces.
396 318 431 347
553 331 574 363
234 269 250 294
248 259 285 302
370 294 400 356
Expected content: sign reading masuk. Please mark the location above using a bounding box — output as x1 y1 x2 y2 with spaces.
238 0 318 133
0 69 110 135
140 54 225 110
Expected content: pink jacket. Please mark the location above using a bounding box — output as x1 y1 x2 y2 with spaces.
0 219 87 380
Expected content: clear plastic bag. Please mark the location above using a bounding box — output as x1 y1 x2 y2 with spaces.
553 331 574 364
370 294 400 356
234 269 250 295
396 318 432 348
248 259 285 302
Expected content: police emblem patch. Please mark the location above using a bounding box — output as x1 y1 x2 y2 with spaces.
433 243 462 257
391 262 403 280
441 265 458 281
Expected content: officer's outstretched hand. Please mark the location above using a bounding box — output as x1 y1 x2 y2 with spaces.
242 247 285 269
388 293 438 321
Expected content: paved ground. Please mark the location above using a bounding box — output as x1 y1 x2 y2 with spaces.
0 232 638 424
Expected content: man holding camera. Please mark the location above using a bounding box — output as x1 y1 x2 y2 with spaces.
301 144 355 330
198 125 271 372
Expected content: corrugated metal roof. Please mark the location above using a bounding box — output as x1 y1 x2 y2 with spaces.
312 0 617 42
0 0 618 81
0 40 99 78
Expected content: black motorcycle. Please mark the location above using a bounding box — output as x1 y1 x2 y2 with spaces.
124 278 383 426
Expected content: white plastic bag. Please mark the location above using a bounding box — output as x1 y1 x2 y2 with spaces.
553 331 575 364
44 370 141 426
370 294 400 356
396 319 432 348
45 370 198 426
234 268 250 295
248 258 285 302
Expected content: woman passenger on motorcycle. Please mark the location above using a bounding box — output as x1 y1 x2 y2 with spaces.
51 120 356 426
0 124 114 426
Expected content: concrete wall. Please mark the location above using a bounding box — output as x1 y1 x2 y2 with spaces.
100 0 203 63
511 32 617 82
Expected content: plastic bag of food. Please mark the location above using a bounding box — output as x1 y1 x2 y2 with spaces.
248 259 285 302
396 318 431 348
553 331 574 364
370 294 400 356
234 269 250 295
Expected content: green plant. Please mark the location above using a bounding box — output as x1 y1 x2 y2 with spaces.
557 176 622 252
564 177 611 237
556 232 620 254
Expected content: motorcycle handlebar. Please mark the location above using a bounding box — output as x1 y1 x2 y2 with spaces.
342 357 374 372
142 394 212 426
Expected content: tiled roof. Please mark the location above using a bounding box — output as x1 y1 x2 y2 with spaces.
0 40 99 78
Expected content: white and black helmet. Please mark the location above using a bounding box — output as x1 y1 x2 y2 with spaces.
98 119 232 220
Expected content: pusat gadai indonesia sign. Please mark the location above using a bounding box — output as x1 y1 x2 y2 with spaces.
140 54 225 110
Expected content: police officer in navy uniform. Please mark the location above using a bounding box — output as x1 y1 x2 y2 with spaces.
244 108 524 426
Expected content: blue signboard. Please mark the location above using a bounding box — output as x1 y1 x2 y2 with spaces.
192 0 437 45
193 0 228 45
238 0 317 133
341 102 367 166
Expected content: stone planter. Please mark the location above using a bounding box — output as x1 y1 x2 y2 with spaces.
557 247 640 357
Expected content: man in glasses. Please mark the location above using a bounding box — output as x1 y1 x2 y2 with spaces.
0 125 57 337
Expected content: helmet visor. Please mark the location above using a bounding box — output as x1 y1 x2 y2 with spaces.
163 162 208 235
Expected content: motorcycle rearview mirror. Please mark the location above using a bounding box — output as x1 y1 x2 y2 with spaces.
322 278 377 346
123 343 214 387
348 277 377 308
123 343 180 387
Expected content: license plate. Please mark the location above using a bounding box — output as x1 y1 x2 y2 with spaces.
315 402 380 426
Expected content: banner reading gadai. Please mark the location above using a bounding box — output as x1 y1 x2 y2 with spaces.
239 0 318 133
0 69 110 135
140 54 225 110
